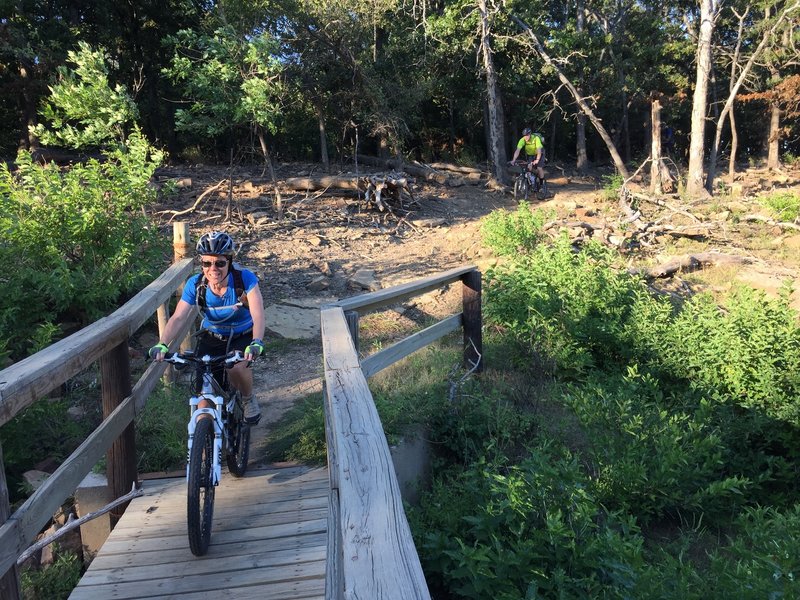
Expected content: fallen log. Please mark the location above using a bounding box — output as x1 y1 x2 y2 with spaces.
629 252 754 280
356 154 466 186
741 214 800 232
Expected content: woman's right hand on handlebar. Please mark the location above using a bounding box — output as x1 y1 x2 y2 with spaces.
149 343 169 361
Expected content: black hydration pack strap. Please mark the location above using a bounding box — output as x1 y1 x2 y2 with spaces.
195 265 247 311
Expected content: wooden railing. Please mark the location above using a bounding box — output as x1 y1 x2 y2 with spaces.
321 265 482 599
0 226 193 599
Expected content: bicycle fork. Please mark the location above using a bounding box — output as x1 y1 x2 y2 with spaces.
187 395 224 486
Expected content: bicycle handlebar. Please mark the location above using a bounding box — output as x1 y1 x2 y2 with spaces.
163 351 247 369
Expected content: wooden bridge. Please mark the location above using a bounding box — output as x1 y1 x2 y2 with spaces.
70 466 329 599
0 223 482 600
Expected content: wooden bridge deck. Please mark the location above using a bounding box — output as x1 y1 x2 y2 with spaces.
69 465 329 600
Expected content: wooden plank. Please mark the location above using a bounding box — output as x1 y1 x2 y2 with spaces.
322 309 430 599
86 532 327 570
320 308 360 372
331 265 476 314
99 518 327 554
69 559 326 599
361 314 462 378
326 488 342 600
123 578 325 600
80 542 327 584
0 258 193 426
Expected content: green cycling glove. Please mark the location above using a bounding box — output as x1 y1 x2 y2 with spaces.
245 339 265 358
149 342 169 359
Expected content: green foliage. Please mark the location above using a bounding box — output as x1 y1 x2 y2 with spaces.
480 202 548 256
0 394 98 505
136 384 187 473
264 395 327 464
32 42 139 148
164 26 283 141
0 131 167 359
760 191 800 222
410 445 644 599
21 546 82 600
601 173 625 201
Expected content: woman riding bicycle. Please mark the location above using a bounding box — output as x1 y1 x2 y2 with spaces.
510 127 546 192
150 231 266 425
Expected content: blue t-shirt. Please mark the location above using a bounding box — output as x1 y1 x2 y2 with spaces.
181 268 259 336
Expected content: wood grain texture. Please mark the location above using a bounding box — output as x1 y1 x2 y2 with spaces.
69 466 328 600
331 264 476 314
321 308 430 600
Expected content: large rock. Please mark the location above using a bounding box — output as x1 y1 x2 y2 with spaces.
265 304 320 339
348 269 380 291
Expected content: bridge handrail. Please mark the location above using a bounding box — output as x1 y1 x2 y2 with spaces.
0 253 194 589
321 265 481 599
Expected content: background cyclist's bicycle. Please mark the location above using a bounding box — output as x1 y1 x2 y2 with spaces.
163 350 251 556
509 160 549 201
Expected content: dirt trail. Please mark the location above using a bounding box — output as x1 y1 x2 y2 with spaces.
156 162 800 465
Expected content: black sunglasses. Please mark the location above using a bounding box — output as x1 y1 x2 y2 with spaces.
201 259 228 268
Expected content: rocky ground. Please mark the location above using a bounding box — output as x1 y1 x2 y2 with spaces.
152 160 800 465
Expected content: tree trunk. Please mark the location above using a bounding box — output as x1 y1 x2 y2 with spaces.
767 101 781 169
686 0 717 197
258 129 282 214
478 0 508 183
575 0 589 173
317 105 329 172
510 14 629 178
650 98 663 195
728 107 738 178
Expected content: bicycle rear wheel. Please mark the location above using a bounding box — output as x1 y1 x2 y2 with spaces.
187 417 215 556
226 392 251 477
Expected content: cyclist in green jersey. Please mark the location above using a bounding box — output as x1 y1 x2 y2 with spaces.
510 127 546 191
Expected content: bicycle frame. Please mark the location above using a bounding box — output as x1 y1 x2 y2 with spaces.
164 351 244 486
187 369 226 486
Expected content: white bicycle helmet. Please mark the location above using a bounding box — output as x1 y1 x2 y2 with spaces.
196 231 236 256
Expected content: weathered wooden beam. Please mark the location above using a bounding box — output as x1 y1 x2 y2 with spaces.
0 318 189 583
0 442 20 600
100 341 135 526
361 314 462 379
321 307 430 599
332 265 476 315
462 270 483 372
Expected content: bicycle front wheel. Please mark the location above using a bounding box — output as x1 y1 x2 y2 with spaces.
513 175 529 201
187 417 216 556
226 393 251 477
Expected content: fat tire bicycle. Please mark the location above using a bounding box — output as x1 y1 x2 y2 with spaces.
163 350 251 556
509 160 549 201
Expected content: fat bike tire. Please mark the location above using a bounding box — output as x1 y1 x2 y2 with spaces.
226 393 251 477
187 417 215 556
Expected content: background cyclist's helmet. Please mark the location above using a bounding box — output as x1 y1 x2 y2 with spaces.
522 127 532 136
196 231 236 257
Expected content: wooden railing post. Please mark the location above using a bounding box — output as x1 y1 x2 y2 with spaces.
100 341 135 527
0 443 20 600
344 310 359 355
173 222 194 353
461 270 483 373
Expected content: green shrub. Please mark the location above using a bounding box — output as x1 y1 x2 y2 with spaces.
136 384 187 473
0 131 168 359
760 191 800 222
21 547 82 600
480 202 548 256
601 173 624 201
410 444 645 599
